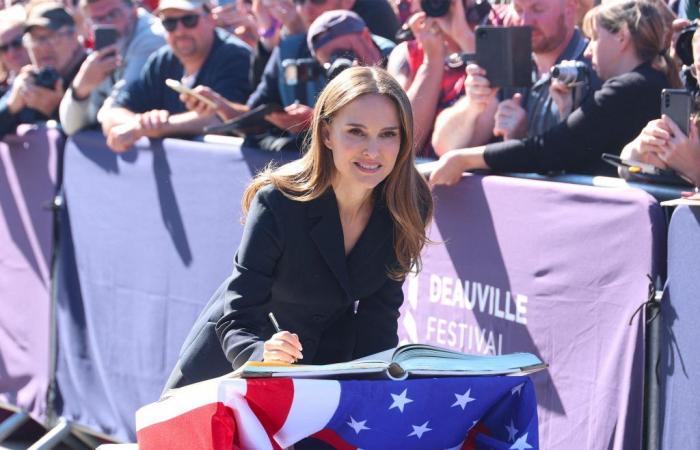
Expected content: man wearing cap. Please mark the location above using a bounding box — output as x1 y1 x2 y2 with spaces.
99 0 253 153
59 0 166 135
0 1 86 139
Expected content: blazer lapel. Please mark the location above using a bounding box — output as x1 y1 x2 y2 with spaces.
308 190 353 301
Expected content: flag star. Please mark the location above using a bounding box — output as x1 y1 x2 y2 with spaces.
346 416 370 434
512 383 524 396
510 433 533 450
505 419 519 442
389 388 414 413
408 421 432 439
452 388 476 410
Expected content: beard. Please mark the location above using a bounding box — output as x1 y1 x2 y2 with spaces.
533 13 568 54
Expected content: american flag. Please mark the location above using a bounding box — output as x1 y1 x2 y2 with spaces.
136 376 538 450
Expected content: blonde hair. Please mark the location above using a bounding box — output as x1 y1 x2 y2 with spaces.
583 0 680 87
242 66 433 280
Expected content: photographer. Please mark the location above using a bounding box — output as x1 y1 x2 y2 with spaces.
58 0 165 135
0 2 86 139
620 25 700 186
387 0 506 156
429 0 678 186
432 0 598 155
182 9 394 152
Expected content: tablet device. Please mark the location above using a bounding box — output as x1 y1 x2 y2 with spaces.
204 103 284 136
165 79 218 109
475 26 533 88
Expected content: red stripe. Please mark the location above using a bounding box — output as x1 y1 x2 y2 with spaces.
462 423 491 450
137 402 236 450
312 429 357 450
246 378 295 449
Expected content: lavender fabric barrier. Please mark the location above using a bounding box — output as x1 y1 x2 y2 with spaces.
660 205 700 449
399 174 665 450
0 126 62 423
54 132 295 440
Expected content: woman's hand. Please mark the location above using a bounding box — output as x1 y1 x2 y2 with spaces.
654 116 700 185
263 331 303 363
619 118 671 179
429 150 467 187
549 78 574 120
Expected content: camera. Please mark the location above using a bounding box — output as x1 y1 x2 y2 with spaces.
31 67 60 90
550 60 589 87
324 49 356 81
282 58 322 86
421 0 491 25
676 22 698 67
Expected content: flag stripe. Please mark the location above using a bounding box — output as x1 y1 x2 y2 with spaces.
274 379 341 448
246 379 294 449
136 402 234 450
312 429 358 450
225 385 275 450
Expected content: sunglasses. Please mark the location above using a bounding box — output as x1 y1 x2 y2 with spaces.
161 14 202 32
292 0 328 5
0 36 23 54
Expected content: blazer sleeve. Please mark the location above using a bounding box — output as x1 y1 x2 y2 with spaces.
352 277 404 358
215 188 284 369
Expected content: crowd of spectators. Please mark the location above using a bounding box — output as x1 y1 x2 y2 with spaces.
0 0 699 188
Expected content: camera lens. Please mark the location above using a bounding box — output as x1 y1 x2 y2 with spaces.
421 0 451 17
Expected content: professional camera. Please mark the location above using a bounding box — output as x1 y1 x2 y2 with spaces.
324 49 355 81
421 0 491 25
281 58 323 86
31 67 60 90
676 22 698 67
550 60 589 87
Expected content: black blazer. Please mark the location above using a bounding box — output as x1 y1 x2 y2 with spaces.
164 184 403 390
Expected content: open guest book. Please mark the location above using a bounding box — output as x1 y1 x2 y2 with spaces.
238 344 546 380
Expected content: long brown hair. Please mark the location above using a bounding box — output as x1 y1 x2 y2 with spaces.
583 0 681 88
242 66 433 280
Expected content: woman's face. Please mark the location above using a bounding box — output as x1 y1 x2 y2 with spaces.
323 93 402 195
0 24 30 75
586 22 623 81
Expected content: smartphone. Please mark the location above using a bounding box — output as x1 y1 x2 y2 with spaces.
475 26 533 88
165 79 218 109
661 89 692 137
93 25 119 51
204 103 284 136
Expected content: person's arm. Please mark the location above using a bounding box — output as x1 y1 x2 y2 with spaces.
215 188 286 369
387 37 443 151
431 63 498 155
0 89 21 140
352 278 404 358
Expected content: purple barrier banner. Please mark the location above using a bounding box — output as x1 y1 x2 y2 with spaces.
0 125 62 423
55 132 295 440
660 205 700 450
400 174 665 450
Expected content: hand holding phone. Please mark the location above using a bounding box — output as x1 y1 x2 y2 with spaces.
661 89 691 137
94 25 119 53
165 79 218 109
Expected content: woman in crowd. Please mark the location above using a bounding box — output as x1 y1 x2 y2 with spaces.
429 0 678 186
620 26 700 186
164 66 432 392
0 6 30 97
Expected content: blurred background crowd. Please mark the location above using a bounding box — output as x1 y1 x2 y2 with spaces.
1 0 700 186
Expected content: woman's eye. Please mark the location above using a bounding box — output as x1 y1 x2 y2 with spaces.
348 128 364 136
381 130 398 138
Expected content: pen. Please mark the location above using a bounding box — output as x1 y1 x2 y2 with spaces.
268 312 281 333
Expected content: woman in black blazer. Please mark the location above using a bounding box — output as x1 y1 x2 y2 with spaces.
164 66 433 390
428 0 679 185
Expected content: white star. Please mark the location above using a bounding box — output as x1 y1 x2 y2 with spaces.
505 419 519 442
452 388 476 410
389 388 414 413
510 433 533 450
346 416 370 434
407 421 432 439
511 383 524 396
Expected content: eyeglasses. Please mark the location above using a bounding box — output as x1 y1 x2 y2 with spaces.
292 0 328 5
23 28 75 48
161 14 202 32
0 36 23 54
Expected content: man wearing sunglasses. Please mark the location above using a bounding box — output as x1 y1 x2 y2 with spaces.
0 6 30 98
59 0 165 135
0 2 86 140
99 0 253 153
